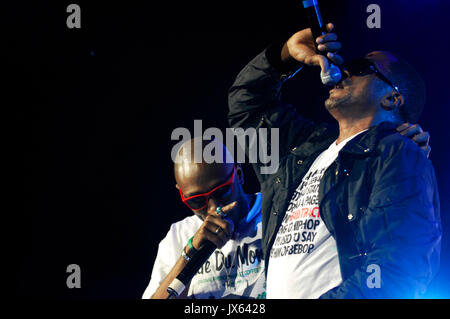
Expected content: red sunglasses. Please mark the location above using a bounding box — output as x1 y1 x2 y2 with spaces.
179 168 236 211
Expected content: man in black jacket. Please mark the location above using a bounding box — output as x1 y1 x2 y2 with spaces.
227 23 441 298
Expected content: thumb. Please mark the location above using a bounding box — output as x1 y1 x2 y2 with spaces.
314 54 329 73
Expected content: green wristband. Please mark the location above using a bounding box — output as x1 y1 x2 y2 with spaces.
188 236 197 252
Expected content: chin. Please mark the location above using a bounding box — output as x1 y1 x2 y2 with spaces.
325 98 342 111
324 98 334 110
325 93 352 111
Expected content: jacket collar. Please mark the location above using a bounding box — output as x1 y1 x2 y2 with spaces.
293 122 339 158
292 121 399 159
340 121 399 156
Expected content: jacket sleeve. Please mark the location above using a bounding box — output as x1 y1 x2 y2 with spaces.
227 45 318 182
320 137 442 299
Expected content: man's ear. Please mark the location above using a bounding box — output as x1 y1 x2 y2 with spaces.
381 90 404 111
175 184 180 190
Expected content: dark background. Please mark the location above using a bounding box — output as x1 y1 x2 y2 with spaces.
13 0 450 298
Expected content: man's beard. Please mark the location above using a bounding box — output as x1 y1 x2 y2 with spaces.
324 91 353 111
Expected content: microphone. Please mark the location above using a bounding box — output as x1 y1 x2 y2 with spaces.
166 212 236 298
302 0 342 86
167 240 217 298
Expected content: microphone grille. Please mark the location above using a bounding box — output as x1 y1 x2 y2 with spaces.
320 64 342 86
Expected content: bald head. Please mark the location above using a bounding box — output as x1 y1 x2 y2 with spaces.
174 138 235 198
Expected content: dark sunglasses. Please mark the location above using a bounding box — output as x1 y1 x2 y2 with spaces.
179 168 235 211
343 58 400 94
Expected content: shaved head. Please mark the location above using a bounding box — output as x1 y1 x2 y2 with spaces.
172 138 253 237
174 138 235 198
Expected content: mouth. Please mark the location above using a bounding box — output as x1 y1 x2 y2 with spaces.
329 81 345 93
335 81 344 89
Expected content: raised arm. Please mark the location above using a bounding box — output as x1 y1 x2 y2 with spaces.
227 23 343 180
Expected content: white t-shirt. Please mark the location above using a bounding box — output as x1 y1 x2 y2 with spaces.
266 131 367 299
142 193 266 299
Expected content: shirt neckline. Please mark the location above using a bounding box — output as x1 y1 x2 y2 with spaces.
331 129 368 150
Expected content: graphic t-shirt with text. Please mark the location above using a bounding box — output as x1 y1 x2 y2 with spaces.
266 131 366 299
142 193 266 299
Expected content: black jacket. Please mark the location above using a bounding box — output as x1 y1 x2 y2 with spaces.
227 48 442 298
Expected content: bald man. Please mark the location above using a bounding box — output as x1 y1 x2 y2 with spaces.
142 139 266 299
227 23 441 298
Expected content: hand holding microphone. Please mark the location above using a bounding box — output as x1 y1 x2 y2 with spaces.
281 21 343 85
302 0 342 85
190 202 236 251
166 202 237 298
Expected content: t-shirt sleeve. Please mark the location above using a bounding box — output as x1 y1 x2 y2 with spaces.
141 224 185 299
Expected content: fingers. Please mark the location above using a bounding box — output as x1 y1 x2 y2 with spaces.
396 122 410 131
397 123 428 144
327 52 344 66
308 54 329 73
326 22 334 32
422 145 431 158
412 131 430 145
193 214 235 249
316 23 339 53
316 32 337 44
396 123 431 158
288 22 342 72
318 42 341 54
194 228 228 249
316 34 341 53
217 201 237 216
397 123 423 137
315 25 342 68
204 215 234 237
415 132 431 159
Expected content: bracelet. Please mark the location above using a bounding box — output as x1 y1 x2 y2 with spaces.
187 236 197 252
181 248 191 262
